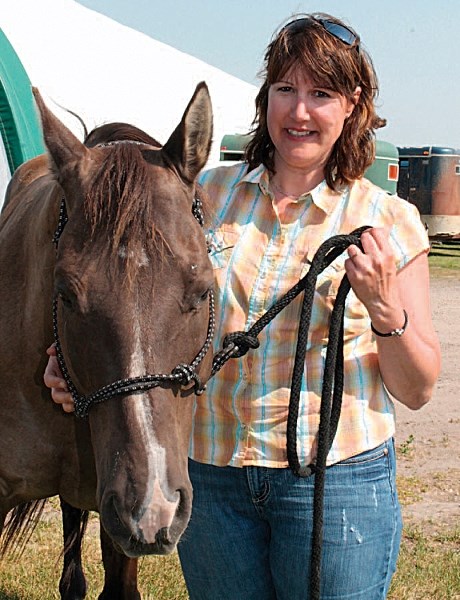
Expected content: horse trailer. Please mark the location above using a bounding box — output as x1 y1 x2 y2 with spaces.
397 146 460 239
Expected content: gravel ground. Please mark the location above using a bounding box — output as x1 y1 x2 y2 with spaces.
395 274 460 530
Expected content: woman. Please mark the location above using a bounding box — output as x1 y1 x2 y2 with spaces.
46 13 441 599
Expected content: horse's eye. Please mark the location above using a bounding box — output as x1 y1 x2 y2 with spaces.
55 281 77 311
58 291 73 309
188 287 210 312
199 289 209 302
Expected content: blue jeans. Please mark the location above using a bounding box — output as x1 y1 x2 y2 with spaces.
178 439 402 599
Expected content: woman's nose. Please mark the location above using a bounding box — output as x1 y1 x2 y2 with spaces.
290 96 311 120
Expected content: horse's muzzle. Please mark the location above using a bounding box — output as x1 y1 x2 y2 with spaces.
100 486 192 557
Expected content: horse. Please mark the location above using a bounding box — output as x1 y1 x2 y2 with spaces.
0 82 214 599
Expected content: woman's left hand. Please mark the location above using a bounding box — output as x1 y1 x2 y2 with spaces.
344 227 402 327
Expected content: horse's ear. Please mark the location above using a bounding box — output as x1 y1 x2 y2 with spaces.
162 82 213 182
32 88 88 174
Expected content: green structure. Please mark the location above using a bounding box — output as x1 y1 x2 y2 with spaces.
220 133 253 162
0 28 44 207
220 134 399 195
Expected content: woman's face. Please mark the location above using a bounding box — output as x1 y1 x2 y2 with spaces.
267 67 360 178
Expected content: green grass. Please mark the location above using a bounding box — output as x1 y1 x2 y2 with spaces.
0 507 189 599
1 490 459 600
389 525 460 600
428 240 460 276
389 473 460 599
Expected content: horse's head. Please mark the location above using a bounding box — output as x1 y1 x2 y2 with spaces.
34 84 214 556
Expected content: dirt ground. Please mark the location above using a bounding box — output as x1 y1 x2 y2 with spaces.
394 274 460 531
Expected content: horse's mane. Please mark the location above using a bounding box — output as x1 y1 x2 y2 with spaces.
84 122 162 149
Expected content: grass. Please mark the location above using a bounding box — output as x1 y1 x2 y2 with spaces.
428 240 460 276
1 485 458 600
398 433 416 457
388 524 460 600
0 506 189 599
389 471 460 599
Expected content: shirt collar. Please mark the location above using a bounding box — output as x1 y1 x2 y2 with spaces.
239 164 343 215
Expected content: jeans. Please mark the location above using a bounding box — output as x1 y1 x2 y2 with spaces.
178 439 402 600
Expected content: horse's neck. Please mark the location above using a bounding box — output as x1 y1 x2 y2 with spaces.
0 165 60 282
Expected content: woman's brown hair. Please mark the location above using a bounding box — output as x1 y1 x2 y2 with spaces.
245 13 386 190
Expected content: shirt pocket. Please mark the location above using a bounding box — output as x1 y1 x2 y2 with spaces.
206 228 240 271
303 251 370 343
300 247 345 298
313 261 344 314
300 253 346 345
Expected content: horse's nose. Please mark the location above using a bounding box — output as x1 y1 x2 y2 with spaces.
100 483 192 556
135 478 180 537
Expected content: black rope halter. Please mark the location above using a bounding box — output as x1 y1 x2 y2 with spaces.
52 146 215 418
52 285 215 418
210 225 371 600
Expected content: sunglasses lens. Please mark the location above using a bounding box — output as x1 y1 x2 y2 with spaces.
283 17 359 48
319 20 357 46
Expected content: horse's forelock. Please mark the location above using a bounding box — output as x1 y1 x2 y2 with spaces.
84 143 161 275
80 125 209 283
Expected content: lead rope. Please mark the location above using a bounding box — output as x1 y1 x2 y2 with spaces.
210 225 371 600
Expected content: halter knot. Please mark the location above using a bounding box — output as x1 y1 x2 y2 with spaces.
171 364 205 394
222 331 260 358
74 396 91 419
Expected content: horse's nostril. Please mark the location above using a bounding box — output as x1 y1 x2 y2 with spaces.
176 487 192 515
156 526 172 546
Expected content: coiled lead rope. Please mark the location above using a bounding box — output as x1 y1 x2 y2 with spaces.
210 225 371 599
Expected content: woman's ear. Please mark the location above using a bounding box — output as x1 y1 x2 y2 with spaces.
345 86 362 118
353 86 362 105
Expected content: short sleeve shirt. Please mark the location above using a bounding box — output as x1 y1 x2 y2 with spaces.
190 162 429 468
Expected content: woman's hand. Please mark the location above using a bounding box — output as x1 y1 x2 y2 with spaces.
44 345 75 413
345 227 403 331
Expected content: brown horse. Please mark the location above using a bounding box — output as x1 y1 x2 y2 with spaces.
0 83 214 598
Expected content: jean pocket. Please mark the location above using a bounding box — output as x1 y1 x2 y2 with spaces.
336 442 390 466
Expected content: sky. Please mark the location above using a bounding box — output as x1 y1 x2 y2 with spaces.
74 0 460 150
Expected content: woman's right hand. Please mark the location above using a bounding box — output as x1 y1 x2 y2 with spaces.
44 345 75 413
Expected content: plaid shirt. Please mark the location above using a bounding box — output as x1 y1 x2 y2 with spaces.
190 163 429 468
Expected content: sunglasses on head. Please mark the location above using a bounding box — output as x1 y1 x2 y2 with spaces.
283 17 360 49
